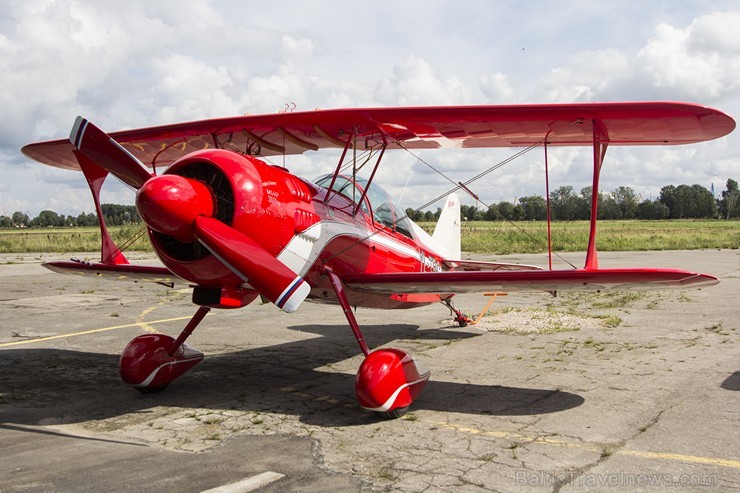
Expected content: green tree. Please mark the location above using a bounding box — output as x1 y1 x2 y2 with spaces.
12 211 29 227
671 185 693 218
101 204 141 225
575 187 593 220
690 184 717 218
659 185 676 217
461 204 479 221
671 184 716 218
76 212 98 226
598 194 620 220
484 204 501 220
719 179 739 219
497 201 515 220
518 195 547 220
611 186 639 219
550 186 578 220
636 200 669 219
32 210 62 227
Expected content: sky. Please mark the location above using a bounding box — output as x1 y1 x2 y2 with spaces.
1 0 739 217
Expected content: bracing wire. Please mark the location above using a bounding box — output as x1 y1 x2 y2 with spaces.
321 120 583 268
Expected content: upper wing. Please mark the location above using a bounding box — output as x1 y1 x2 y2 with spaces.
22 102 735 171
342 268 719 294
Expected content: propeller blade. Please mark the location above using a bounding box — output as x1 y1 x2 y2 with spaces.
70 117 153 189
193 216 310 313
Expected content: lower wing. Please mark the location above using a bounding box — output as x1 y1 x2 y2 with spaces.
43 260 180 286
342 268 718 294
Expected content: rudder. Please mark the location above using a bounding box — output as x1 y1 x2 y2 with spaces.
432 193 461 260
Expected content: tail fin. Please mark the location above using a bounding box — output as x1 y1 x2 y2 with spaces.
432 193 461 259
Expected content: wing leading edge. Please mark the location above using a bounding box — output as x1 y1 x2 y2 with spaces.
22 102 735 171
342 268 719 294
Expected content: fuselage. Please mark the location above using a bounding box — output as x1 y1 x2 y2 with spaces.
144 149 450 310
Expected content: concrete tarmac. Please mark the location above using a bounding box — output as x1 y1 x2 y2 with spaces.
0 250 738 492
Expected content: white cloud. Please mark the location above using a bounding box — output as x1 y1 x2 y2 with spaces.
537 49 632 102
688 11 740 54
374 56 472 105
637 11 740 101
478 73 516 103
277 34 314 66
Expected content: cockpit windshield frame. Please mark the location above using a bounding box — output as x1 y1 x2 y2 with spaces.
314 174 415 239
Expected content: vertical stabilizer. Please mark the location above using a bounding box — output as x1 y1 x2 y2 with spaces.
431 193 461 260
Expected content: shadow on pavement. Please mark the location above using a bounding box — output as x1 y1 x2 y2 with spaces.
720 371 740 391
0 322 584 427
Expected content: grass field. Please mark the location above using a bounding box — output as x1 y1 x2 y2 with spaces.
453 220 740 254
0 225 151 254
0 220 738 255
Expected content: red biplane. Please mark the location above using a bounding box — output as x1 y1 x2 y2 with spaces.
22 102 735 418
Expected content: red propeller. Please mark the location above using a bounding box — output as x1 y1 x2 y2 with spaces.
70 117 310 313
69 117 153 189
192 216 310 312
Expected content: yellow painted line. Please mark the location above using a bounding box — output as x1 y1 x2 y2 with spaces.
278 393 736 467
0 315 197 348
135 290 191 334
200 471 285 493
619 449 740 469
136 305 166 334
429 419 575 444
426 419 740 469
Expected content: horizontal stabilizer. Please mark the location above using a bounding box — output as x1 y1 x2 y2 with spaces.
442 259 543 272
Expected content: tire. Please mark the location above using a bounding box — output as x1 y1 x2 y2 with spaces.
135 383 169 394
376 406 409 419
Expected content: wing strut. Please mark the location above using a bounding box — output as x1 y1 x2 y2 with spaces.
323 127 356 203
74 151 129 265
585 120 609 270
544 132 553 271
353 142 387 216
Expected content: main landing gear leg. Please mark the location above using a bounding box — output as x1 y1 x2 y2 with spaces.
119 306 210 393
324 269 430 419
443 297 472 327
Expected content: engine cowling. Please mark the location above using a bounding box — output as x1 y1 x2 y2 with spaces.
137 149 315 290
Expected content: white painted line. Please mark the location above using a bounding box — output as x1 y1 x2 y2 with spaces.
200 471 285 493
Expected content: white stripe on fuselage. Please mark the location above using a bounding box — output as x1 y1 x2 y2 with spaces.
277 220 428 277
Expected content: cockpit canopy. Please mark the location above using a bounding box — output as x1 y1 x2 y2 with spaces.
314 174 414 238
